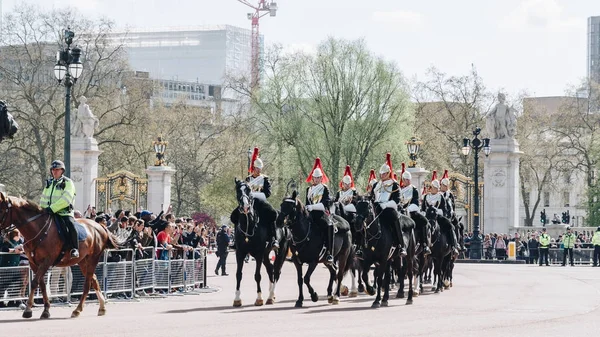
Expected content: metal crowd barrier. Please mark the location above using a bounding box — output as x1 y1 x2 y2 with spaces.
0 246 208 306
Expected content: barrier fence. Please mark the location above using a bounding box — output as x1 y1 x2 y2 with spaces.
0 247 207 305
460 245 600 264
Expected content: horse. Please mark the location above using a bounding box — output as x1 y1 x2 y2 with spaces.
443 216 464 289
277 190 353 307
0 192 119 319
425 205 453 293
332 200 361 297
230 178 287 307
397 210 429 299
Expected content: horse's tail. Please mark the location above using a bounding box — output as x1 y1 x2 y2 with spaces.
103 226 127 250
342 244 357 277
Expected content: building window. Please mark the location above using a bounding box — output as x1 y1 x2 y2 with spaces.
543 192 550 207
563 192 570 207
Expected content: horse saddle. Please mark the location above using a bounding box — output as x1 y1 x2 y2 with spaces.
398 214 415 232
54 215 89 242
330 214 350 233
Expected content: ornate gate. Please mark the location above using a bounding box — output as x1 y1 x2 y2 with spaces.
96 170 147 213
449 173 484 234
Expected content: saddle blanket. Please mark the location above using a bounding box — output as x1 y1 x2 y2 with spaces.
55 218 89 242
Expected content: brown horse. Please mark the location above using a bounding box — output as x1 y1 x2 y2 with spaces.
0 192 121 319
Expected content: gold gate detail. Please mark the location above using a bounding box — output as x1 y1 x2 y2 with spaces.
449 173 484 234
96 170 147 213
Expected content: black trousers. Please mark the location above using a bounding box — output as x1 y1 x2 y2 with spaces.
538 248 549 265
562 248 574 266
216 251 228 273
594 246 600 266
59 216 79 251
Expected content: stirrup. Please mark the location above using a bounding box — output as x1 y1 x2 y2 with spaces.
423 246 431 255
399 247 407 256
326 254 334 263
70 249 79 258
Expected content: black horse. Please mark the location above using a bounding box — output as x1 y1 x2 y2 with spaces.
230 178 288 307
332 200 362 297
0 100 18 142
278 190 354 307
397 210 429 299
425 205 453 293
443 216 465 288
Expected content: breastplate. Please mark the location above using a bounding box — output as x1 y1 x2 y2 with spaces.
248 175 264 192
426 193 442 207
374 180 394 203
308 184 324 205
338 189 354 205
400 186 414 205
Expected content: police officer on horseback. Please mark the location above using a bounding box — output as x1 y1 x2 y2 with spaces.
245 147 279 251
422 171 458 255
41 160 79 258
399 164 431 255
440 170 464 252
335 165 359 255
305 158 334 264
370 153 407 257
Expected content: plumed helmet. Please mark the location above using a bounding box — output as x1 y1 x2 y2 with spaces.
402 171 412 180
312 168 323 178
253 158 263 170
379 163 390 174
249 147 262 172
306 158 329 183
340 165 355 188
430 170 440 189
50 160 65 171
441 169 449 186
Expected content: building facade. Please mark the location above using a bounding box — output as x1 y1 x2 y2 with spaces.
589 16 600 85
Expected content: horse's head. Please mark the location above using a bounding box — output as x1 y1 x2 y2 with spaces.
354 195 374 231
234 178 252 214
278 190 304 227
0 192 12 230
425 205 438 224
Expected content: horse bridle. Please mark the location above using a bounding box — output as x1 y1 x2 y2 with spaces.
282 197 311 245
0 192 13 229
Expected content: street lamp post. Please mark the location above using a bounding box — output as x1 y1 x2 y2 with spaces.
461 127 490 260
247 148 252 172
153 136 168 166
53 28 83 177
405 136 423 168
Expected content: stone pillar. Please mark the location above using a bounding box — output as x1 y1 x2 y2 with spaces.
405 167 430 199
145 165 176 213
70 137 101 212
483 138 522 235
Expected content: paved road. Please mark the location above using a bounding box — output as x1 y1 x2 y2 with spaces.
1 254 600 337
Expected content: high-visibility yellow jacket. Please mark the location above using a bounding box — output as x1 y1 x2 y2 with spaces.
592 232 600 246
562 232 576 249
539 233 551 247
40 176 75 217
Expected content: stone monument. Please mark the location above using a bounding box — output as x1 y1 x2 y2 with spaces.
145 137 176 213
483 93 522 234
70 96 101 212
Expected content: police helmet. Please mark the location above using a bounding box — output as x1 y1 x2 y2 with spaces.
597 226 600 232
566 226 571 230
50 160 65 171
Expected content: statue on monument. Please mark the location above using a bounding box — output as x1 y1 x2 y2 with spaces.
71 96 99 138
485 93 518 139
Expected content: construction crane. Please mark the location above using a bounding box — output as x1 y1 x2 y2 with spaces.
237 0 278 89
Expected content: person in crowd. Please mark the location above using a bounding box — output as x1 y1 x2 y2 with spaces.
0 230 26 306
528 233 539 265
494 233 507 260
562 226 575 267
539 228 551 266
215 225 230 276
483 234 493 260
156 223 174 260
592 226 600 267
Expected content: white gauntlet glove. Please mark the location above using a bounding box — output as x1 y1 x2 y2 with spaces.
250 192 267 202
380 200 397 209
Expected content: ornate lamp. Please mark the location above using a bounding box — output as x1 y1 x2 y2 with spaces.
153 136 168 166
405 136 423 168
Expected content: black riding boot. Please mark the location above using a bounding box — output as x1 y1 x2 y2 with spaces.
326 222 334 264
271 221 280 252
66 217 79 258
413 211 431 255
393 218 407 257
449 227 459 255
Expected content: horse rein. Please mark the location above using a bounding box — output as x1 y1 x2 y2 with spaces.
282 198 312 245
0 193 52 248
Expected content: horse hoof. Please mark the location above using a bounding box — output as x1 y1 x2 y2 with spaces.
22 310 33 319
341 285 349 296
406 299 413 305
254 299 264 306
349 290 358 298
434 289 440 294
396 292 404 299
294 301 303 308
98 308 106 316
366 287 375 296
414 291 420 297
431 287 436 292
381 301 388 307
311 292 319 303
266 298 274 305
450 282 453 288
233 300 242 307
358 284 365 293
40 311 51 319
327 296 333 304
371 302 380 308
332 297 340 305
71 311 80 318
443 285 449 290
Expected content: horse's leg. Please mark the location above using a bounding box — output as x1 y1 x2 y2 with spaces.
91 273 106 316
304 262 319 303
372 261 383 308
362 259 374 296
233 250 245 307
349 267 358 297
332 249 349 305
381 263 391 307
262 252 275 305
294 260 304 308
396 258 405 299
433 258 442 294
253 254 264 306
357 265 365 293
72 258 95 318
326 264 335 303
406 254 414 305
23 263 50 319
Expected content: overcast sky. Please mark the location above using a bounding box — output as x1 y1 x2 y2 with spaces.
4 0 600 97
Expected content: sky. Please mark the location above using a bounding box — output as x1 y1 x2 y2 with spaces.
3 0 600 97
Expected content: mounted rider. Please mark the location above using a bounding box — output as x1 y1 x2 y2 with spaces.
245 147 279 251
399 163 431 255
334 165 360 256
421 171 458 255
305 158 334 264
370 153 407 257
40 160 79 258
440 169 463 252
